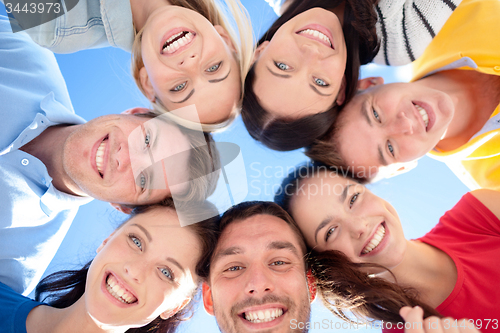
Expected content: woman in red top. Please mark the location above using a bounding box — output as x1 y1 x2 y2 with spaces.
277 164 500 331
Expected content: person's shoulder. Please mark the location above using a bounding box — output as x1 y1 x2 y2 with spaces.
469 189 500 220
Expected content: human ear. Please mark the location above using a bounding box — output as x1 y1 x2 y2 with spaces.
336 77 347 106
306 269 317 303
121 107 151 115
110 203 133 215
252 41 270 63
202 282 215 315
357 77 384 91
214 25 237 53
139 67 156 102
160 297 191 320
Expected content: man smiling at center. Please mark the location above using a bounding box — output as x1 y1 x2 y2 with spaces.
202 201 316 333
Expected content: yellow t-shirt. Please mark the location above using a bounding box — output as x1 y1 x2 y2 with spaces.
411 0 500 190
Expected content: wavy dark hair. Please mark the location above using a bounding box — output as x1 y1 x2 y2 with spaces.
241 0 379 151
35 202 220 333
274 163 441 323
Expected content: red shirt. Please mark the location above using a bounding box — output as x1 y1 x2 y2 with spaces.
384 193 500 333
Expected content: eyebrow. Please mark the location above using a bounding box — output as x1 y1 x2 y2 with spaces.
131 223 152 242
362 100 373 127
172 89 195 104
362 101 389 166
378 147 389 166
266 66 291 79
208 69 231 83
212 246 243 265
309 84 333 97
314 217 331 245
167 257 185 274
267 241 299 257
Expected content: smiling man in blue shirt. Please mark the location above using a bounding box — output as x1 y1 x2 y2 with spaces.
0 14 216 297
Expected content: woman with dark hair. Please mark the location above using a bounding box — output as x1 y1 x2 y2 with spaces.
275 164 500 330
242 0 461 151
0 203 219 333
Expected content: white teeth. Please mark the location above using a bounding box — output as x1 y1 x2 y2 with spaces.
362 224 386 254
298 29 332 47
163 31 194 53
244 308 284 323
414 104 429 128
105 274 137 305
96 139 106 175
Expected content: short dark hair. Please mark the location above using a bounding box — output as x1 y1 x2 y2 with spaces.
205 201 307 278
241 0 379 151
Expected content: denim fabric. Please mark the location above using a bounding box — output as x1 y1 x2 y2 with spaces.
4 0 134 52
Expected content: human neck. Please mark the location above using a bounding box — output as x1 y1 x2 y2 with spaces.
130 0 173 32
26 296 127 333
19 125 87 197
377 240 457 308
419 69 500 151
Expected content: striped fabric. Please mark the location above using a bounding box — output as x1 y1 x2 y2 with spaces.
373 0 461 66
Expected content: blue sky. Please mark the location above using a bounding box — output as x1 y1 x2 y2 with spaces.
0 1 471 332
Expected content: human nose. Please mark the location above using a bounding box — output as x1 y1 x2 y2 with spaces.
245 264 275 296
178 53 199 71
349 217 369 240
124 258 147 284
391 111 414 135
114 142 132 173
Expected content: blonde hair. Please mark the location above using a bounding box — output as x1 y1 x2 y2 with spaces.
131 0 254 132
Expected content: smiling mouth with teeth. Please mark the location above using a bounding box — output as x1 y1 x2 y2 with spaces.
243 308 284 324
105 274 138 305
362 224 386 255
96 136 107 178
162 31 194 54
297 29 332 48
413 103 429 129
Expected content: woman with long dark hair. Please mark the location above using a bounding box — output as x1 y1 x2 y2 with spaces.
242 0 460 151
1 203 218 333
275 164 500 330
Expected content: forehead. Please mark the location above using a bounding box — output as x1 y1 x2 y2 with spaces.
216 214 304 257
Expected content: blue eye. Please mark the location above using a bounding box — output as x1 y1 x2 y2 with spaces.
270 261 286 266
373 109 380 122
227 266 243 272
325 227 336 241
206 62 222 72
171 82 186 92
144 133 150 147
275 62 290 71
314 77 328 87
130 236 142 250
388 142 394 157
349 193 359 208
139 173 147 189
160 267 174 280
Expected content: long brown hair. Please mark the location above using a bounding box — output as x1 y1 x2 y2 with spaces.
241 0 379 151
35 203 220 333
275 164 441 323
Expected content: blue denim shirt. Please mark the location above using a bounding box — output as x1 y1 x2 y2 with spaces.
3 0 134 52
0 16 92 297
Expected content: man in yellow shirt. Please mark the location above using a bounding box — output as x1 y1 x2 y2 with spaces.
307 0 500 190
